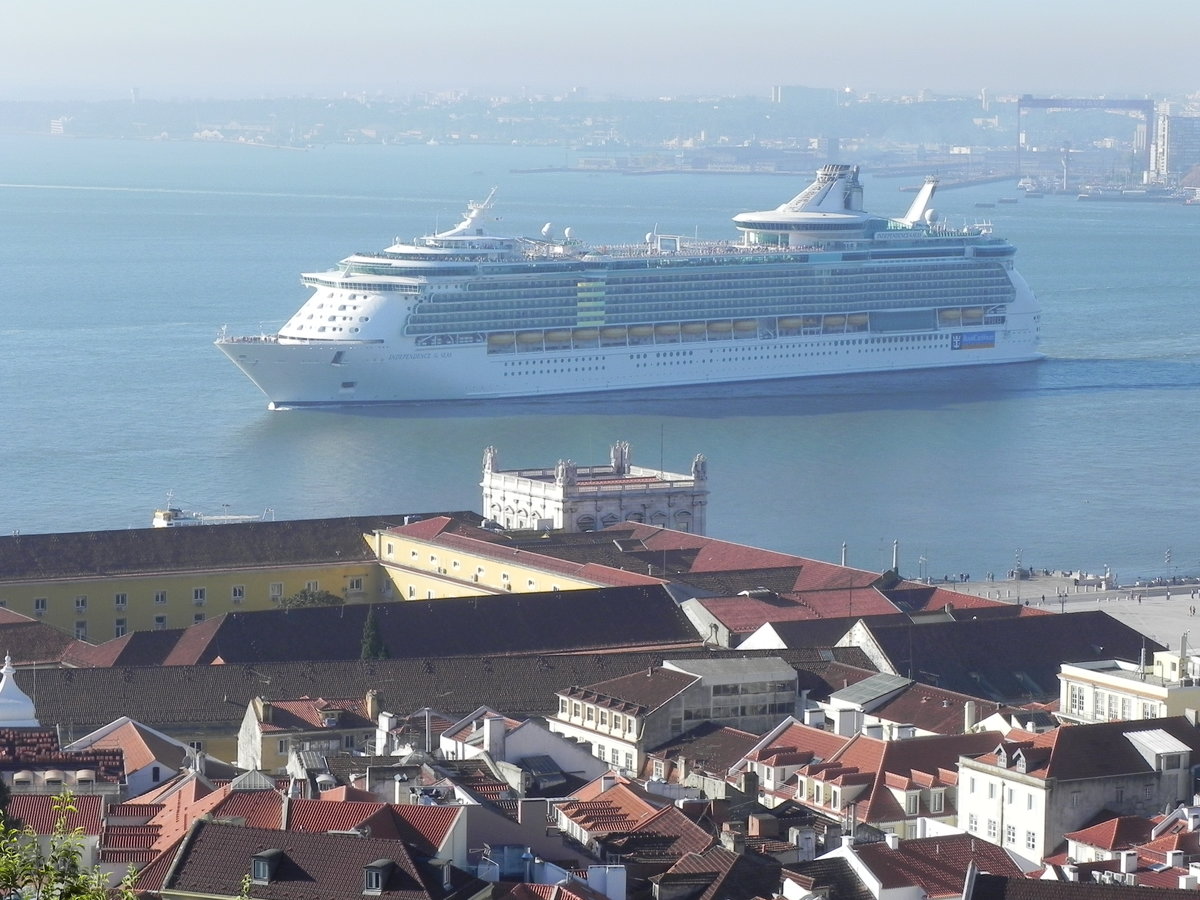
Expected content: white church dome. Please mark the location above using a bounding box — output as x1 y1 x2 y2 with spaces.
0 655 40 728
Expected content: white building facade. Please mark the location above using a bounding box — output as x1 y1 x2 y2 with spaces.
481 440 708 534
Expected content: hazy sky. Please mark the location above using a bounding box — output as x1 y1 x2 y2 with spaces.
5 0 1197 101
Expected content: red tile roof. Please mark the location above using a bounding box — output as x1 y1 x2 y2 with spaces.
7 793 103 834
1064 815 1156 851
558 782 669 837
563 666 698 714
817 731 1002 824
259 696 373 731
974 717 1200 781
694 590 900 634
854 834 1027 897
165 820 442 900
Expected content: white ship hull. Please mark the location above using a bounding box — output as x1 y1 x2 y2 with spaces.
218 304 1040 407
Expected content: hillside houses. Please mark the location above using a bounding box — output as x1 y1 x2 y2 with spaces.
7 514 1200 898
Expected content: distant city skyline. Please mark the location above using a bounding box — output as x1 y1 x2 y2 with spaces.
5 0 1198 102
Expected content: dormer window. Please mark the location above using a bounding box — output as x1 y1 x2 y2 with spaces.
251 849 283 885
930 789 945 813
363 859 394 895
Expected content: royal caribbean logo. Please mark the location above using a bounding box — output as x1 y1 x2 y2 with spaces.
952 331 996 350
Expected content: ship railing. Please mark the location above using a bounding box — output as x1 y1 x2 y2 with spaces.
218 334 280 344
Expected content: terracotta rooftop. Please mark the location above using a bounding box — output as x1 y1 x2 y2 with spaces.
80 583 701 667
974 717 1200 781
561 666 699 715
818 730 1003 824
1064 815 1156 851
967 871 1200 899
0 513 439 581
258 696 373 732
653 844 781 900
0 727 124 781
164 819 451 900
594 803 715 862
861 611 1162 702
7 793 103 834
855 834 1027 897
645 722 762 781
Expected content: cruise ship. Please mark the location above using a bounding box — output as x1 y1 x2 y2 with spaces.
216 164 1040 407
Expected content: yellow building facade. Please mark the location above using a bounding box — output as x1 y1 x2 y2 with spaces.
0 515 405 640
370 520 617 600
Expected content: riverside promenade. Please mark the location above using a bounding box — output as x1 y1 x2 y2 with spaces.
950 572 1199 653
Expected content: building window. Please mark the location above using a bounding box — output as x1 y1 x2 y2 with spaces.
363 868 383 894
1071 791 1081 807
1115 787 1124 803
277 739 288 755
653 760 665 779
572 702 580 718
987 783 996 800
193 587 206 605
585 706 594 722
1006 787 1013 804
188 741 205 752
610 748 619 765
269 582 283 600
1068 684 1086 716
306 580 319 592
906 794 919 815
1026 830 1037 851
930 791 944 813
1027 793 1034 810
114 592 127 608
987 818 997 839
343 734 357 750
75 595 88 611
154 590 167 604
348 577 363 592
596 744 605 760
559 698 568 715
968 814 978 833
34 597 46 615
624 752 633 770
1142 701 1158 719
614 714 623 731
599 710 608 726
114 618 127 638
154 615 167 630
969 776 975 794
408 585 415 598
232 585 245 603
74 621 87 640
193 612 205 624
1005 824 1016 845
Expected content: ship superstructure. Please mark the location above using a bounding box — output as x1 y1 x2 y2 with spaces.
217 165 1040 407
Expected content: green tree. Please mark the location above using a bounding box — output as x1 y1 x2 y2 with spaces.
360 604 389 659
0 793 136 899
278 587 345 609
